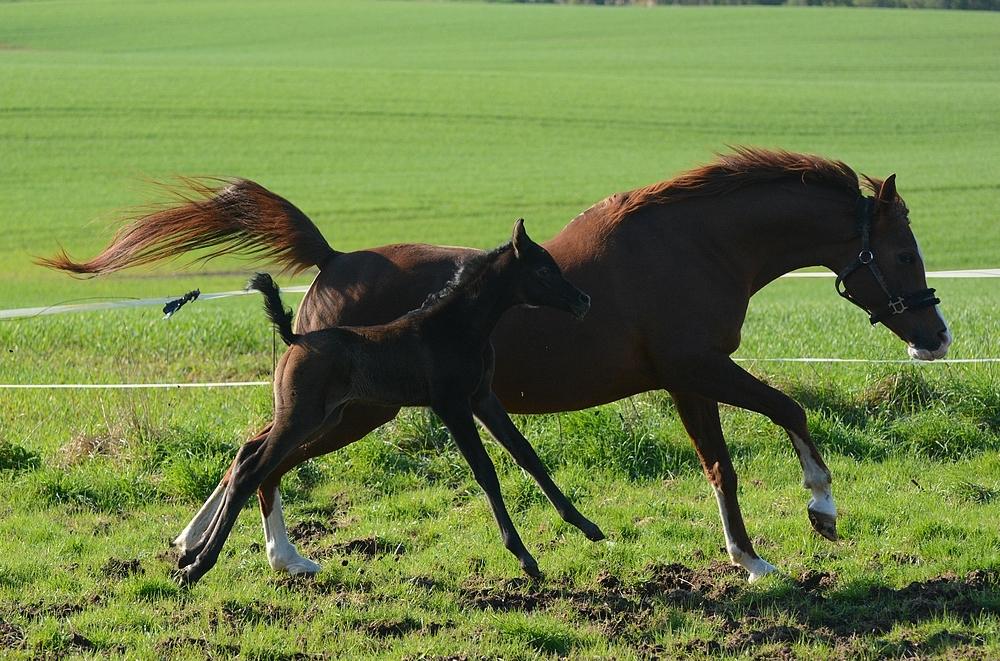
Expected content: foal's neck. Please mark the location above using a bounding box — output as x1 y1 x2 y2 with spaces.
422 252 516 343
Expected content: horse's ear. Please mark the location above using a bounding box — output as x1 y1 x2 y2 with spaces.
876 174 897 206
511 218 530 257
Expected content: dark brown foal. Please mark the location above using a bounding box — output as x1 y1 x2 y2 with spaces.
175 220 602 585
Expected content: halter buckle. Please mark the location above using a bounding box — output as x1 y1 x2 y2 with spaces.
888 297 907 315
858 250 874 265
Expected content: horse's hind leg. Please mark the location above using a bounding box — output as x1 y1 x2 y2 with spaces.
433 401 540 579
256 404 400 575
172 423 270 554
473 392 605 542
670 391 776 582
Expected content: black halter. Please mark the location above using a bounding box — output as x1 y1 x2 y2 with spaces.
834 196 940 326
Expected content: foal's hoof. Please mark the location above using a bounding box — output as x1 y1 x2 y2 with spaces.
808 509 839 542
172 567 196 588
521 559 542 580
581 521 606 542
176 548 198 570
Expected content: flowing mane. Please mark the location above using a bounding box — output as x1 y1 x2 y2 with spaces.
609 147 882 223
419 242 512 312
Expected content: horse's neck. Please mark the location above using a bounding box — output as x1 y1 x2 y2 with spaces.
581 186 856 295
731 189 857 293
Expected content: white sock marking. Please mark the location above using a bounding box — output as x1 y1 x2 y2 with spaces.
789 432 837 518
173 479 226 552
712 486 777 582
261 490 321 575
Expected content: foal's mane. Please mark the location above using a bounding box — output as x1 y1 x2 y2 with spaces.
419 242 512 312
609 147 882 223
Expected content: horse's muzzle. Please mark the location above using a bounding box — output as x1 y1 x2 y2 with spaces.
908 328 952 361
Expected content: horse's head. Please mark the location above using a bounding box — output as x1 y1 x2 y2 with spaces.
509 218 591 319
834 175 951 360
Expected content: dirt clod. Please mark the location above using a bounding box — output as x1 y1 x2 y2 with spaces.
101 558 143 580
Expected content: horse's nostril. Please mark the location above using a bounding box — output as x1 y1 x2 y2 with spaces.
580 293 591 306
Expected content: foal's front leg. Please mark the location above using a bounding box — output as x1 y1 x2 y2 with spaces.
473 391 605 541
433 400 540 578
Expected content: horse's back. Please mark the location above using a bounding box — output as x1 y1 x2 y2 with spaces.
294 243 477 333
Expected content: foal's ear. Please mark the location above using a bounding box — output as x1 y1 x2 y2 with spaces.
511 218 532 257
876 174 897 207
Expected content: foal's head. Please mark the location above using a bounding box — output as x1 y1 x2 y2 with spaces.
508 219 591 319
834 175 950 360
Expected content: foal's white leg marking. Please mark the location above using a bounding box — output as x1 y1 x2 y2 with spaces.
713 487 776 582
261 490 322 575
790 431 837 519
173 479 227 552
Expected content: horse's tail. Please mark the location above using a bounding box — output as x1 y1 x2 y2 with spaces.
36 178 337 276
247 272 298 346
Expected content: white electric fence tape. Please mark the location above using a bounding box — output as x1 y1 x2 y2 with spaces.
1 269 996 389
1 270 997 321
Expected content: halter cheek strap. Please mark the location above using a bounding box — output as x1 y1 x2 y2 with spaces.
834 196 940 326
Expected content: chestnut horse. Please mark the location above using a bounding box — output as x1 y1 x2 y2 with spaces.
42 148 951 581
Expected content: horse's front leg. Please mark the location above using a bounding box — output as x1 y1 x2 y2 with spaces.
433 400 540 579
673 354 837 543
670 391 777 582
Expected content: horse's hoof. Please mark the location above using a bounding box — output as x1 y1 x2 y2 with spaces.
284 558 322 576
747 558 778 583
808 509 839 542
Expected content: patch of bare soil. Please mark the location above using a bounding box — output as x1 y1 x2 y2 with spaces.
459 563 1000 657
361 616 440 638
287 519 338 545
211 601 292 630
0 619 25 649
100 558 143 580
155 637 241 657
323 536 407 560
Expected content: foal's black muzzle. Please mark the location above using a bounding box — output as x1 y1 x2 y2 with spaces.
835 197 940 326
570 292 591 320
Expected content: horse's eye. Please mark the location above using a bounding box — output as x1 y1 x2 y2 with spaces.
898 252 917 265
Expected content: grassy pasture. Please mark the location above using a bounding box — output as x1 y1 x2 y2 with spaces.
1 1 999 658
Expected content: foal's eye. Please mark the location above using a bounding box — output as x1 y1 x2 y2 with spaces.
898 252 917 265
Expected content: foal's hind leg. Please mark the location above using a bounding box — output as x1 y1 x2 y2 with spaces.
433 401 540 579
172 423 270 554
473 392 605 542
177 416 325 585
670 391 776 582
256 404 400 575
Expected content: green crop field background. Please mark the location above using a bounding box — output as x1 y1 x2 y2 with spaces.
1 1 999 658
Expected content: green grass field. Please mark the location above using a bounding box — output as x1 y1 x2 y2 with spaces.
1 1 999 658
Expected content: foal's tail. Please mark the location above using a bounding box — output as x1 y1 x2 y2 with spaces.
36 179 337 276
247 273 298 346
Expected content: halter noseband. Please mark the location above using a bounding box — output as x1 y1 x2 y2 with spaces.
834 196 940 326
